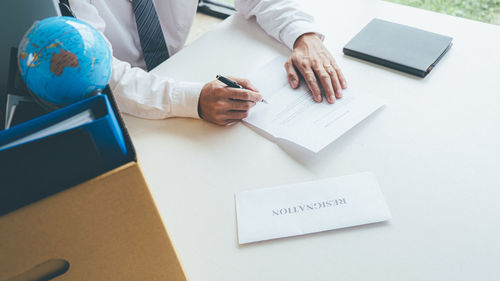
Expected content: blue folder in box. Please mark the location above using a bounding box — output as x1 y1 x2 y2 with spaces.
0 93 130 216
0 94 127 168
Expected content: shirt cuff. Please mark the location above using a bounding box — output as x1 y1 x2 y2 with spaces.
169 81 204 119
280 20 325 50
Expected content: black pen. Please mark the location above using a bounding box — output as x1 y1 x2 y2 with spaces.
216 75 268 104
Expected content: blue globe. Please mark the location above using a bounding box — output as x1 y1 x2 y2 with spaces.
18 16 112 107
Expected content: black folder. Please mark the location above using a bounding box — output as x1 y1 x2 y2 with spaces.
343 18 453 77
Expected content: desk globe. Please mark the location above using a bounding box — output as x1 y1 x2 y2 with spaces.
18 16 111 108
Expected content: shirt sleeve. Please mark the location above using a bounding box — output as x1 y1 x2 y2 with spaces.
69 0 203 119
234 0 324 50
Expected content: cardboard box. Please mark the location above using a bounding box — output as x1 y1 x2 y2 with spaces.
0 89 188 281
0 162 187 281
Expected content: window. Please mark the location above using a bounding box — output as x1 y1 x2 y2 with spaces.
198 0 500 25
198 0 236 19
387 0 500 25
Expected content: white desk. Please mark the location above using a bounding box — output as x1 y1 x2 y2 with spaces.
124 1 500 280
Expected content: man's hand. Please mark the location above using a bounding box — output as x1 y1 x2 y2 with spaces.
198 77 262 126
285 33 347 104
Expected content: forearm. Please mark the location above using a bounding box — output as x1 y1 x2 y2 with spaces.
234 0 324 49
110 58 203 119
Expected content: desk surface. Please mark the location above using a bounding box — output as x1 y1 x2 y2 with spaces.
124 1 500 280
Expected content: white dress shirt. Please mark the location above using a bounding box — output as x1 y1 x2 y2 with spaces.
69 0 321 119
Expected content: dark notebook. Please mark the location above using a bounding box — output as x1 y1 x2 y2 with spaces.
343 18 453 77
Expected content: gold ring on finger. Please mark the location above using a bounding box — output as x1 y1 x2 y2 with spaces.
324 64 333 71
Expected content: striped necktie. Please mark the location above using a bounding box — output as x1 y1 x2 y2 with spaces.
132 0 170 71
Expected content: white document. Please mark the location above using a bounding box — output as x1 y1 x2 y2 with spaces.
245 56 384 153
235 172 391 244
0 109 95 150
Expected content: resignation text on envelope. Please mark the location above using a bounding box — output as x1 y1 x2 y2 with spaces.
235 172 391 244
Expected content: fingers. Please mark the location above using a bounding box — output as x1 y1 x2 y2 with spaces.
211 89 256 124
291 55 323 102
225 110 249 120
223 119 242 125
227 77 259 92
332 60 347 89
314 65 336 104
215 100 253 125
229 99 256 111
221 88 262 103
292 57 348 103
325 64 342 99
304 73 322 102
289 34 348 104
200 79 261 126
217 110 250 126
284 58 299 89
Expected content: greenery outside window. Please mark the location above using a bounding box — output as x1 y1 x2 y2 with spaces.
388 0 500 25
198 0 500 25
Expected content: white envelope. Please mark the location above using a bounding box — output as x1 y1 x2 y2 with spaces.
235 172 391 244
